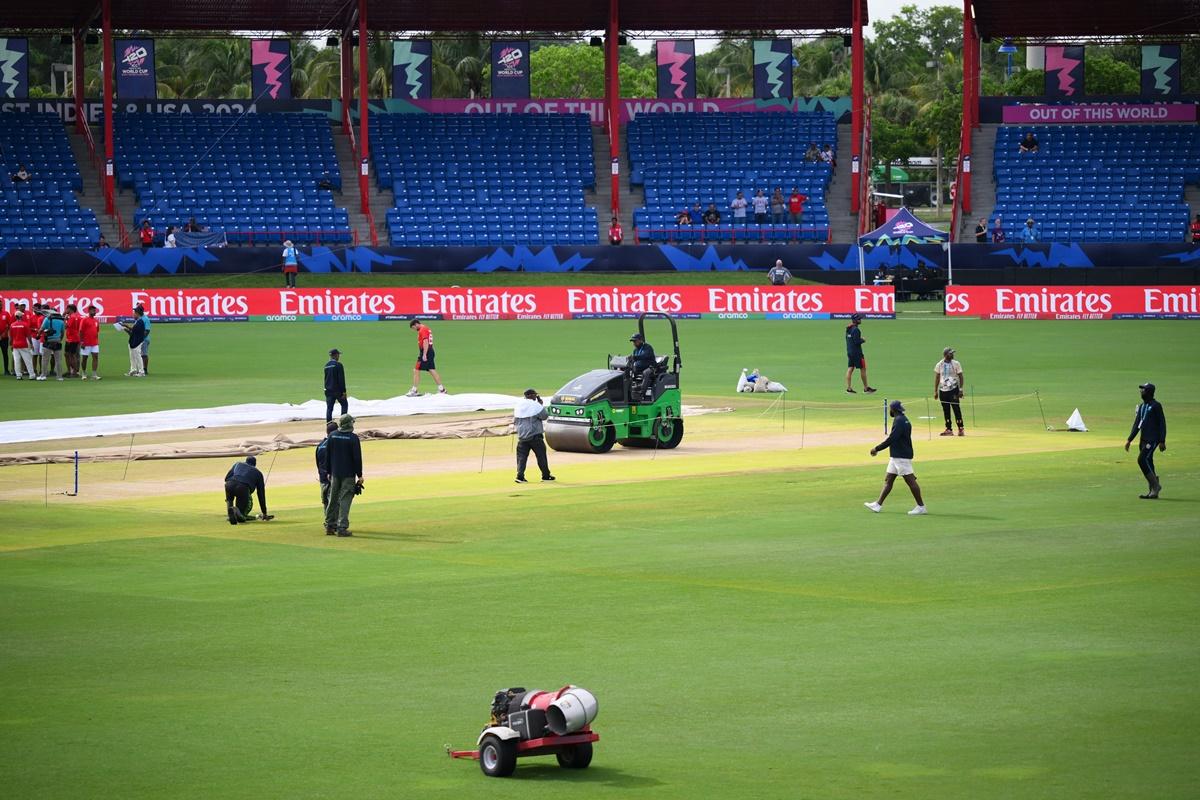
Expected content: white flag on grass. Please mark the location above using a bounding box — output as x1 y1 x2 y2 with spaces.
1066 408 1088 432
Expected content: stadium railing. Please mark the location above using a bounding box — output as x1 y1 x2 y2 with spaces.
222 228 357 246
632 225 831 245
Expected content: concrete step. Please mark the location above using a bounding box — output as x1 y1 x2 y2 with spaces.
825 124 856 242
333 129 380 244
67 128 123 245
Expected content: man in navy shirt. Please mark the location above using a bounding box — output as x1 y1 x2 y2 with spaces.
844 314 876 394
315 420 337 514
324 348 348 423
1125 382 1167 499
224 456 272 524
120 307 147 377
628 332 657 398
865 400 927 515
324 414 363 537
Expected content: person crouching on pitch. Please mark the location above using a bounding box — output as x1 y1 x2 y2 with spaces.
224 455 272 525
865 400 927 515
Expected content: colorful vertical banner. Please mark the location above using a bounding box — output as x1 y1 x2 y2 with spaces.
116 38 156 99
251 39 292 100
1044 45 1084 99
753 40 794 100
491 40 530 99
656 40 696 99
1141 44 1181 98
392 39 433 99
0 38 29 99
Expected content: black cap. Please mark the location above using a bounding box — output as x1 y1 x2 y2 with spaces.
523 388 538 398
329 348 341 355
246 456 257 466
850 313 863 322
889 400 905 413
1139 382 1156 394
630 332 644 341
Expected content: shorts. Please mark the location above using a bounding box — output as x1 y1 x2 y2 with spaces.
848 354 865 369
282 264 298 274
65 341 80 354
886 458 915 476
80 345 99 355
141 339 150 355
416 347 436 371
45 341 62 352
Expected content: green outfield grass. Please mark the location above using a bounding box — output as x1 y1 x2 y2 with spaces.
1 315 1198 798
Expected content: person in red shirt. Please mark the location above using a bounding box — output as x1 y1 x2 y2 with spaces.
608 215 623 245
63 303 82 378
788 187 808 229
0 302 12 376
8 309 34 379
27 303 44 375
407 318 446 396
1190 213 1200 243
139 220 155 248
78 304 102 379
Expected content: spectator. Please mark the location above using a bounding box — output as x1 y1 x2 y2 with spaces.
770 187 786 225
317 172 336 191
183 217 203 233
1020 217 1039 244
804 143 821 162
139 220 155 249
1190 213 1200 243
703 204 721 225
95 234 109 250
992 215 1006 243
164 225 177 248
767 259 792 285
752 189 769 224
730 191 748 225
11 164 30 183
788 188 807 226
690 202 704 223
675 208 692 225
821 144 835 166
608 216 623 245
974 218 988 243
282 239 299 288
1019 132 1039 153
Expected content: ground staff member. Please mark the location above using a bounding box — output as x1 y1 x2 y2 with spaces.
0 302 12 376
407 319 446 396
514 388 556 484
324 414 363 537
9 310 34 379
137 305 152 375
316 420 337 512
224 456 272 525
628 331 657 397
865 400 927 515
767 259 792 285
38 308 66 381
934 347 965 436
120 307 147 376
844 313 876 394
1125 382 1167 499
324 348 348 422
79 305 101 380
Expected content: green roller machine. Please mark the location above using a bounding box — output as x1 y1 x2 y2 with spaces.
544 313 683 453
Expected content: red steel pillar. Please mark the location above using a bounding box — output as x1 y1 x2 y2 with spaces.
72 29 85 133
850 0 864 214
102 0 114 214
340 35 352 136
605 0 621 218
961 0 974 213
357 0 369 214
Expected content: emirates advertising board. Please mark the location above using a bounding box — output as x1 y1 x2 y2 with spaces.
944 286 1200 320
0 286 895 323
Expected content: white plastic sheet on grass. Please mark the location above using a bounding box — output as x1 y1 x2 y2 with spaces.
0 393 524 445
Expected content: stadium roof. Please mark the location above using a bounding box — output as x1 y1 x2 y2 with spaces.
1 0 868 34
972 0 1200 40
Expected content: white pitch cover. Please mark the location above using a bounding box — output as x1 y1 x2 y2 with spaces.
1066 408 1088 432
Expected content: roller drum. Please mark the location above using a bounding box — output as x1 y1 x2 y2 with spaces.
544 420 615 454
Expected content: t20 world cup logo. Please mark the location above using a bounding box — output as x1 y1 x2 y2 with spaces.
496 46 524 77
122 45 148 69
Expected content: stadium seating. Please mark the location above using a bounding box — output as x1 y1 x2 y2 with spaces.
628 112 836 242
371 114 596 246
114 113 351 245
991 125 1200 243
0 112 101 248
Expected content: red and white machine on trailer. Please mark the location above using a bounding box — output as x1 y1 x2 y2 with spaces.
448 685 599 777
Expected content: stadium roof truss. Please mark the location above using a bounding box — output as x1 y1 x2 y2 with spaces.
970 0 1200 41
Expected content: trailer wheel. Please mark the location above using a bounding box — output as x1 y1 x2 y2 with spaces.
479 734 517 777
556 741 593 769
654 417 684 449
587 422 617 453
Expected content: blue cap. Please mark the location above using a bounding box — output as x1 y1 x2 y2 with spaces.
889 400 905 413
850 313 863 322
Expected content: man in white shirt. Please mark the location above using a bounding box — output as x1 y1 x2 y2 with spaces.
164 226 177 248
730 191 748 225
933 347 965 436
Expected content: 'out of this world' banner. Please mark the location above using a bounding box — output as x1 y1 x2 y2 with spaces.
1001 103 1196 124
2 285 896 322
944 286 1200 320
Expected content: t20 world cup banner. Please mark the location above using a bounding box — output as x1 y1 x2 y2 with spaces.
944 286 1200 320
251 39 292 100
115 38 156 99
1141 44 1182 98
392 39 432 99
0 38 29 99
656 40 696 99
491 40 530 99
1044 45 1085 99
3 285 895 323
753 39 793 100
